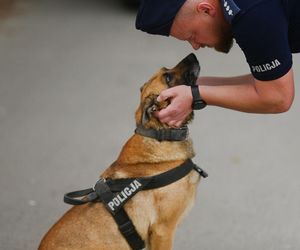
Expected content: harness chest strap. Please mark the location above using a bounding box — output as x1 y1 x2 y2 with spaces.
64 159 207 206
64 159 208 250
95 179 145 250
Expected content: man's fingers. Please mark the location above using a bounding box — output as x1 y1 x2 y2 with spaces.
154 86 191 127
168 120 182 128
175 121 183 127
157 88 176 102
155 107 184 125
155 105 175 121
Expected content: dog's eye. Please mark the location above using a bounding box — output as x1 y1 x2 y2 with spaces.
163 73 173 85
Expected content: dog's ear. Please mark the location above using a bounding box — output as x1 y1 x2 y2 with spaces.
141 95 158 126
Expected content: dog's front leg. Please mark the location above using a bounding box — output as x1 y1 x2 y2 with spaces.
148 223 176 250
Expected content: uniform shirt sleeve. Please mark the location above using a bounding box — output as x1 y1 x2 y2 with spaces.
232 0 292 81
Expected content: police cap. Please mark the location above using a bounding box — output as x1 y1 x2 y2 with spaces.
135 0 186 36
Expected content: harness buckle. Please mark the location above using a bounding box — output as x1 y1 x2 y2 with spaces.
93 177 106 191
194 165 208 178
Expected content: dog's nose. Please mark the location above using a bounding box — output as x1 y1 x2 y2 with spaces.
175 53 200 86
182 53 198 66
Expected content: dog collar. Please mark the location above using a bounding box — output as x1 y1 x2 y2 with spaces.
134 124 189 141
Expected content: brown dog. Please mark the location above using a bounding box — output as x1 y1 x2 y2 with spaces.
39 53 204 250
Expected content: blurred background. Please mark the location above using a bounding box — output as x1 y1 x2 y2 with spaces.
0 0 299 249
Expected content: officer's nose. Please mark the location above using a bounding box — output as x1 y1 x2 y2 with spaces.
189 40 201 50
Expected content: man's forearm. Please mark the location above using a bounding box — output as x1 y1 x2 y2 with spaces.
197 70 294 113
197 74 253 86
199 83 271 113
156 70 294 127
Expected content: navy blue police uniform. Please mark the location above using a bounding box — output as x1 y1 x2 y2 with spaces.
136 0 300 81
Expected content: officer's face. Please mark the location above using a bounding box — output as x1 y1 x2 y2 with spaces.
170 5 233 53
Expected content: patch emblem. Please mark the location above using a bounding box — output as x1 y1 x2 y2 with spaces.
251 59 281 73
107 179 143 212
220 0 241 23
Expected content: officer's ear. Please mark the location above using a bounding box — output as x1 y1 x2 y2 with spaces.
196 2 216 17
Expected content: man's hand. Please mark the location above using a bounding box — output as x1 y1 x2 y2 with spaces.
155 85 193 127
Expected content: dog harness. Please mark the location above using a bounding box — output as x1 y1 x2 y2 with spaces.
64 126 208 250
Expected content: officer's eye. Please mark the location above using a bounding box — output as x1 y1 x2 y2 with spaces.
163 72 174 85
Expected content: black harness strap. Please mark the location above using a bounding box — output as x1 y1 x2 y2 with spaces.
135 125 189 141
105 159 207 193
64 159 208 250
64 160 207 205
94 179 145 250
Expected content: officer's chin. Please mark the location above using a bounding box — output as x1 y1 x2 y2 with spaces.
214 37 234 54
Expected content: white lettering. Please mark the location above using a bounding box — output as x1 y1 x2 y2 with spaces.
251 59 281 73
274 59 281 67
124 187 132 196
108 201 115 211
116 194 125 203
106 180 143 212
129 183 136 192
113 197 120 206
133 180 142 189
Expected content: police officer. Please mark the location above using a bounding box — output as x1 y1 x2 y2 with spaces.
136 0 299 127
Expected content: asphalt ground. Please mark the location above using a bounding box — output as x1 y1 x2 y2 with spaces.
0 0 300 249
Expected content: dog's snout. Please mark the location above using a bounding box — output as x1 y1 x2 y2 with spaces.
183 71 197 86
177 53 199 69
183 53 198 66
175 53 200 86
